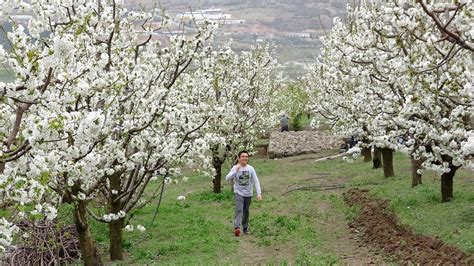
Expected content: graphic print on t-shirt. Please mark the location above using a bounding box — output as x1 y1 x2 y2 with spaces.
238 170 250 186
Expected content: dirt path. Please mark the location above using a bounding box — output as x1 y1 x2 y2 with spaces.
239 234 296 265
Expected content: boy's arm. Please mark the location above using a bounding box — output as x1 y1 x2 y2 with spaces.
252 167 262 198
225 165 238 181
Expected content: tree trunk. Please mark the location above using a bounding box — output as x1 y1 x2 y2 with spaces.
212 156 223 193
74 201 102 266
362 147 372 162
372 147 383 169
109 171 124 260
441 164 459 203
109 218 124 260
380 147 395 178
411 157 423 187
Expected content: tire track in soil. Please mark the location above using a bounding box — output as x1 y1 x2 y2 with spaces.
310 197 388 265
343 188 474 265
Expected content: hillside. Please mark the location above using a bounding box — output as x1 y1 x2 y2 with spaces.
0 1 349 78
128 0 347 32
125 0 349 77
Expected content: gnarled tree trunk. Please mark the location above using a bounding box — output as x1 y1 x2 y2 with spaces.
441 164 459 203
362 147 372 162
74 201 102 266
109 218 124 260
109 171 124 260
360 126 372 163
212 155 223 193
411 157 423 187
380 147 394 178
372 147 383 169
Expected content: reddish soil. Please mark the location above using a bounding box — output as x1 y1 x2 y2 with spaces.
343 188 474 265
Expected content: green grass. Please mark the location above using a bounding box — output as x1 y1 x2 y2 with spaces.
3 149 472 264
87 174 238 264
82 151 473 264
299 113 312 128
86 157 343 264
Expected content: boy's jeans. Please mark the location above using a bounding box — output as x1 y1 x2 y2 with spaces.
234 193 252 230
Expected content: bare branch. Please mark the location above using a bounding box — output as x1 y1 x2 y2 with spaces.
417 0 474 52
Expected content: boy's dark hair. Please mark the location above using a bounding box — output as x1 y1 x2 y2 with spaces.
238 150 249 158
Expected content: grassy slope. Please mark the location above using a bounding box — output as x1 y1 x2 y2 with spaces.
89 152 473 264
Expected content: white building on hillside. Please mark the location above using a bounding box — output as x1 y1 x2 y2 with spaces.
177 8 244 25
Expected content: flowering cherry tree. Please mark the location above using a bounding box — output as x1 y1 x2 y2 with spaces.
307 0 473 201
200 43 281 193
1 1 217 263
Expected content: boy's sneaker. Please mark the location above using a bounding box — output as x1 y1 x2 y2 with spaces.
243 229 249 235
234 227 241 237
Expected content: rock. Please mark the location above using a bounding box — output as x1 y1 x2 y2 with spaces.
267 130 340 158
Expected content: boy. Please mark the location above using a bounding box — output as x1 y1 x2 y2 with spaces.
225 150 262 236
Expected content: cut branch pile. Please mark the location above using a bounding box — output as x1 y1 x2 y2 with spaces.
6 219 80 265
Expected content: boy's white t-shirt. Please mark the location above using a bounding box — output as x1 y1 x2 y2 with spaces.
225 164 261 197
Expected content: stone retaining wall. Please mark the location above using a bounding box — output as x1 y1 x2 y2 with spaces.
267 130 340 158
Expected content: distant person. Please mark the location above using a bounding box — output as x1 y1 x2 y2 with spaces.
225 150 262 236
280 114 289 132
349 135 358 148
